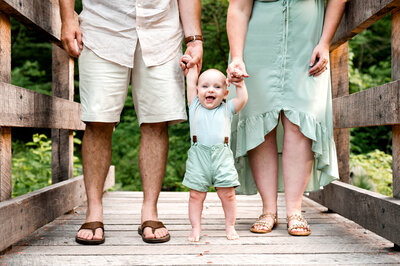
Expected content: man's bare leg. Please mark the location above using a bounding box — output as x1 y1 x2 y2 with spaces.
140 122 169 239
76 122 115 240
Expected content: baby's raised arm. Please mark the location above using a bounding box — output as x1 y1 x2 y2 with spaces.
181 55 198 106
231 69 248 113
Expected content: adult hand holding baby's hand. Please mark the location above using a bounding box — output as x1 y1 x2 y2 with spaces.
180 55 193 76
227 59 249 87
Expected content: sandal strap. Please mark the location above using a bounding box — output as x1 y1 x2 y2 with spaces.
251 212 277 231
252 220 273 230
141 220 166 234
258 212 277 221
287 214 310 230
79 221 104 235
287 214 307 224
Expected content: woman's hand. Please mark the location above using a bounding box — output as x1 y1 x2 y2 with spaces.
227 58 249 86
308 42 330 77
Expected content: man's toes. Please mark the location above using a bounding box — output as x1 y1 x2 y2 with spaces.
78 229 92 240
154 228 168 239
160 228 168 237
93 228 103 240
143 227 155 239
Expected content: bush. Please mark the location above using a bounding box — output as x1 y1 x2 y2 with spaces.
12 134 82 197
350 150 392 196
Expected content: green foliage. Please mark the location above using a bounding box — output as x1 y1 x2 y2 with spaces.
348 15 392 155
350 150 392 196
12 134 82 198
11 60 52 95
201 0 229 72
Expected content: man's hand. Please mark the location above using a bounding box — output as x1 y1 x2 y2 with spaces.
180 54 193 76
61 18 83 58
181 40 203 75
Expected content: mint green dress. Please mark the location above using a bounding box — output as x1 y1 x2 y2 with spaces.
228 0 339 195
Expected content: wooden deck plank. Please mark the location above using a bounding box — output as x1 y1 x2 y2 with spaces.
2 254 400 266
1 191 399 265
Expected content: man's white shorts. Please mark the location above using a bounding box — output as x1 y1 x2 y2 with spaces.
78 42 187 125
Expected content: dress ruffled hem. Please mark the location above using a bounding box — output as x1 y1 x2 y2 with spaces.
233 108 339 195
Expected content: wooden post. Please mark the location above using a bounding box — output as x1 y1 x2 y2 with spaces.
0 11 12 201
392 10 400 199
51 44 74 183
330 42 350 183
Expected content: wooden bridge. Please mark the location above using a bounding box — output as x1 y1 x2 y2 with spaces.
0 0 400 264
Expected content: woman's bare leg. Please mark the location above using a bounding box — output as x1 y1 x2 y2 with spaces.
281 113 314 233
247 128 279 230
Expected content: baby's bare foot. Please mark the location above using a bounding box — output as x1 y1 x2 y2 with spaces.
188 227 201 242
226 225 239 240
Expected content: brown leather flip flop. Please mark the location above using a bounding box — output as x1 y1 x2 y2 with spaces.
138 220 171 243
75 221 105 245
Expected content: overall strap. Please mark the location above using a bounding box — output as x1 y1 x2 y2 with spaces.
224 101 229 145
192 104 200 143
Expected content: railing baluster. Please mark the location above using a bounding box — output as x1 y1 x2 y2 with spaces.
330 42 350 183
392 9 400 199
0 11 11 201
51 44 75 183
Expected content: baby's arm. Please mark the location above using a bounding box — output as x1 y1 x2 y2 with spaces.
181 55 198 106
230 69 248 113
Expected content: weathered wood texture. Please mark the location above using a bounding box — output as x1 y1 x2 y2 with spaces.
0 0 61 44
1 192 400 265
0 12 11 202
0 82 85 130
330 42 350 183
0 11 10 83
332 0 400 50
51 44 75 183
0 127 11 202
392 9 400 199
332 80 400 128
0 166 114 252
308 181 400 246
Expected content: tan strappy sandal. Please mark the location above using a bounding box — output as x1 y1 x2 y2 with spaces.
250 212 278 233
287 214 311 236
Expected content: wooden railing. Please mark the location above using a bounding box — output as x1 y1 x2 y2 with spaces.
308 0 400 248
0 0 114 251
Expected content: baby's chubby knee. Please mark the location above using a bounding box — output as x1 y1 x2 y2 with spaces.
189 189 207 202
216 187 236 202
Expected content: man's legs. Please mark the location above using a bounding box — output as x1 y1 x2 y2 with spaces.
140 122 170 239
76 122 115 240
216 187 239 240
188 189 207 242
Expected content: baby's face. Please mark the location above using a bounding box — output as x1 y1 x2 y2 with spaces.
197 69 228 110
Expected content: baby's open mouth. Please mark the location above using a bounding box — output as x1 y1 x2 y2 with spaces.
206 96 215 102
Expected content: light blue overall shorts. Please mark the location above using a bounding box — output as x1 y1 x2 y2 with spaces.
182 101 240 192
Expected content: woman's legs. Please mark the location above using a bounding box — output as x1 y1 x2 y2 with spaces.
281 113 314 233
247 128 279 230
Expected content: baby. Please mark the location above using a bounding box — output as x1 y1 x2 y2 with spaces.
180 55 248 241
